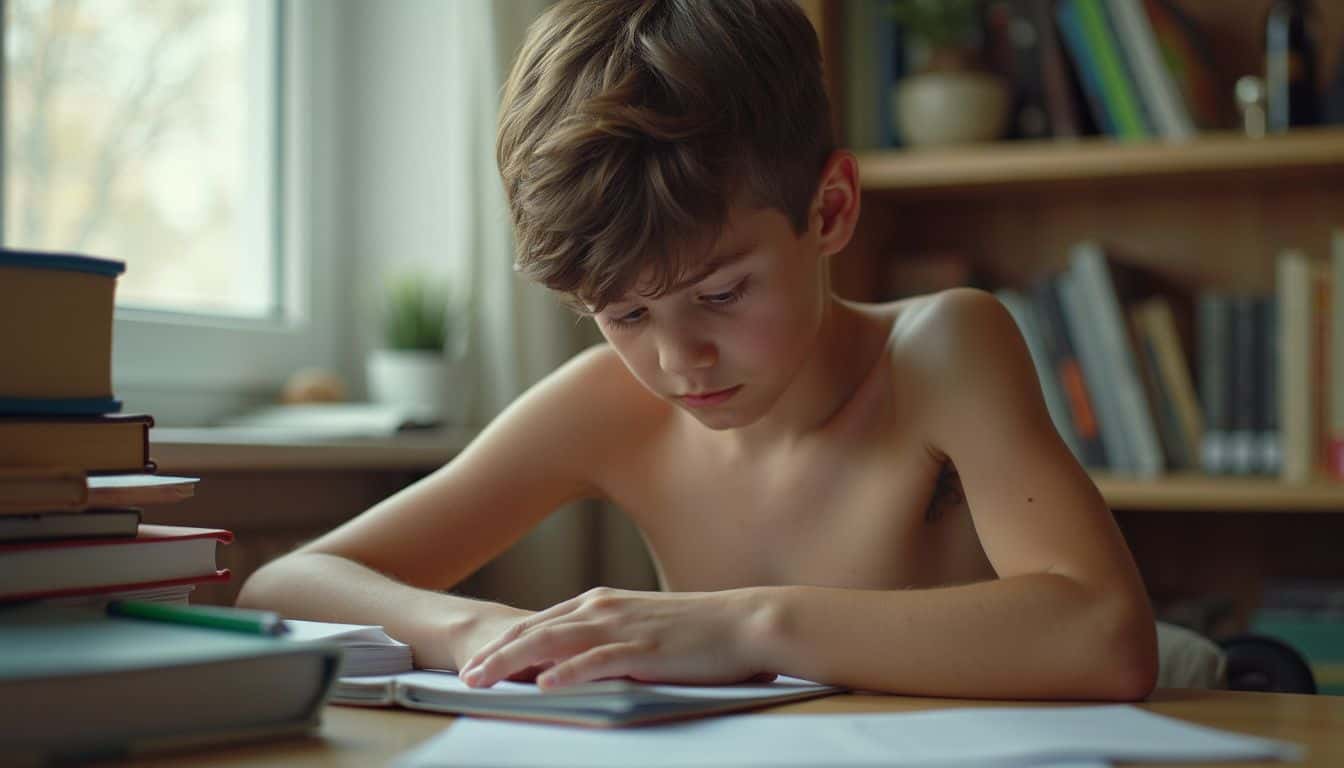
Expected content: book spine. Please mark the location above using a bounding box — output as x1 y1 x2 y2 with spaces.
1144 298 1205 470
1259 296 1283 476
1073 0 1150 139
1312 264 1332 477
1056 0 1115 135
1198 294 1230 474
1034 277 1109 468
1059 271 1131 471
1278 251 1315 484
1131 306 1184 468
1104 0 1194 139
1031 0 1083 138
1229 296 1259 475
996 290 1083 459
1331 230 1344 477
1070 243 1163 476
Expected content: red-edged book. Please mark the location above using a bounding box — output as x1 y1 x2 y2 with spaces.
0 524 231 602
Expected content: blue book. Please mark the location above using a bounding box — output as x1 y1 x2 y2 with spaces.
1056 0 1115 135
0 249 125 416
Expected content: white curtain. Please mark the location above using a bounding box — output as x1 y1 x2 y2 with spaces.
442 1 657 608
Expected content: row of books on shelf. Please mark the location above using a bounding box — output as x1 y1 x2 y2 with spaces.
0 248 339 761
993 230 1344 482
845 0 1223 147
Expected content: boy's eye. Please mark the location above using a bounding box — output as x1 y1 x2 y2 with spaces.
699 278 749 306
609 307 647 327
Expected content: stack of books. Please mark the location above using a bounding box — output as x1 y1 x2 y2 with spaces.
999 230 1344 483
0 248 226 605
0 249 341 762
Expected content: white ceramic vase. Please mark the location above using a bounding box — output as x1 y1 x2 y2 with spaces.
366 349 467 424
895 71 1010 147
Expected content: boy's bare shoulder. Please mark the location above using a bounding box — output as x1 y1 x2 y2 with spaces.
885 287 1037 420
534 343 675 448
889 287 1015 358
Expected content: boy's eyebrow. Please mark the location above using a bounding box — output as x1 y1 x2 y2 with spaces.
663 247 752 294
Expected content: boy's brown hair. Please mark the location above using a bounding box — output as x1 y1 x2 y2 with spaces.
497 0 833 312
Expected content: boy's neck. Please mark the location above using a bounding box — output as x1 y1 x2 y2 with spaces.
716 296 892 456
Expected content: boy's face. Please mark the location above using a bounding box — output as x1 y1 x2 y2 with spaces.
592 204 827 430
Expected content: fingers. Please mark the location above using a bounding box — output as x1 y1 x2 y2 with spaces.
461 599 585 674
535 642 648 690
463 621 606 687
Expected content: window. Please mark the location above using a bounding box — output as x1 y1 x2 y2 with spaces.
2 0 344 424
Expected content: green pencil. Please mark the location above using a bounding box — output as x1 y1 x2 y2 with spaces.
108 600 289 636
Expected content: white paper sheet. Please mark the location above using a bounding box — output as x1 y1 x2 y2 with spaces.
394 704 1302 768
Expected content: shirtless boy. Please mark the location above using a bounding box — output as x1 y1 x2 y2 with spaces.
238 0 1158 701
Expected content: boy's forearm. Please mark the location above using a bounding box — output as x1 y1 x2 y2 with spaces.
743 576 1157 701
236 551 523 670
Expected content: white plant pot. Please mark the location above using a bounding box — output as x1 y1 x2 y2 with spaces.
895 71 1010 147
366 349 467 424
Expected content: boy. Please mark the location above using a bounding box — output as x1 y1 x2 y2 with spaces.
238 0 1157 700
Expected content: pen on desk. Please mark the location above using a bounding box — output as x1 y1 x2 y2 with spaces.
108 600 290 637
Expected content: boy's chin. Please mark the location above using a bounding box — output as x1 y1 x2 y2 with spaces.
676 402 759 430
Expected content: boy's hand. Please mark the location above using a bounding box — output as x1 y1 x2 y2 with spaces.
456 588 777 689
450 604 552 682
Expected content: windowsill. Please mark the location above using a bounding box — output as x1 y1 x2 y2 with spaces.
150 426 477 472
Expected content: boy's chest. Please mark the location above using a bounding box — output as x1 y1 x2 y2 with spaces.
611 431 995 592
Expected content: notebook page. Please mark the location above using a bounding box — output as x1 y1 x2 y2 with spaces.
395 706 1301 768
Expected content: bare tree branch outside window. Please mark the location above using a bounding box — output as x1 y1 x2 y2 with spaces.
2 0 277 318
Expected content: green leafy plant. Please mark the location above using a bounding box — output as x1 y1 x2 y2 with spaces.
382 277 451 352
886 0 981 50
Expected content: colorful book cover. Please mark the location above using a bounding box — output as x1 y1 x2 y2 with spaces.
1072 0 1151 139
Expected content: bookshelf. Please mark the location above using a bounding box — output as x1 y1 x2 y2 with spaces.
802 0 1344 631
856 129 1344 194
1095 472 1344 512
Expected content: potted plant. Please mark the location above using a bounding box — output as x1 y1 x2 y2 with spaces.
366 275 467 424
888 0 1009 146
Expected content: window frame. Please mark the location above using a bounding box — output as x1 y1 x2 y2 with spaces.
2 0 347 425
0 1 349 427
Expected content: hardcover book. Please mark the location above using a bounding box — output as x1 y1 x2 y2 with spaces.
0 524 231 602
0 249 125 416
0 606 339 763
0 414 155 474
0 468 196 513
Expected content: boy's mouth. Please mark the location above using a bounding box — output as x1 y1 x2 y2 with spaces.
677 385 742 408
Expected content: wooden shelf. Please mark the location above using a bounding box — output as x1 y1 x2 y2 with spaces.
856 128 1344 194
1095 472 1344 512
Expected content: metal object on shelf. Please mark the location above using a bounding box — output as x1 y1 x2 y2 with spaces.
1236 76 1268 138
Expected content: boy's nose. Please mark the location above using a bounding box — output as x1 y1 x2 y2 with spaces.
656 331 717 374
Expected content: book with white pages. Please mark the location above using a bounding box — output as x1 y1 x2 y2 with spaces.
333 670 840 727
284 619 413 677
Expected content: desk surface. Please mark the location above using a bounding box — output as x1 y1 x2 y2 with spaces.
117 688 1342 767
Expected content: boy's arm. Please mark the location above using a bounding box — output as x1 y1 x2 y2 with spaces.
750 288 1158 699
236 345 653 670
461 290 1157 699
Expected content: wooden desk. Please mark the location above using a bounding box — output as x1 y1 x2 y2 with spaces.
117 688 1341 767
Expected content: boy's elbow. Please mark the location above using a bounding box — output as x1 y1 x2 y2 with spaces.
1093 599 1159 701
234 559 279 609
234 551 307 610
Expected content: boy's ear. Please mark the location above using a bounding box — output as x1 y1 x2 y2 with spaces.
812 150 860 258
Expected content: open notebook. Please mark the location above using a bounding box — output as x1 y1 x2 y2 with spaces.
335 671 838 727
284 619 839 727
